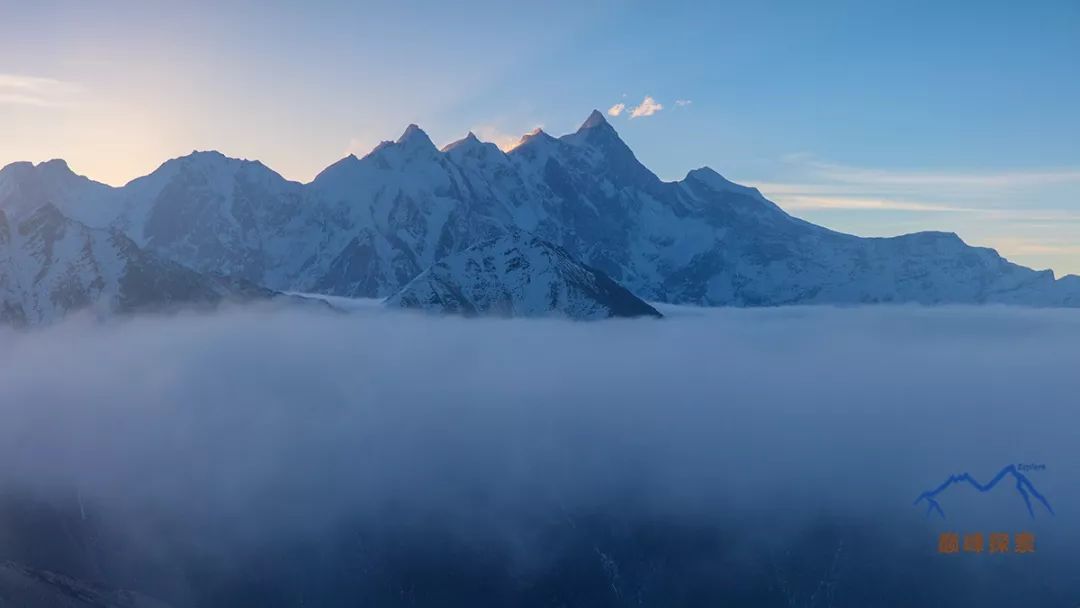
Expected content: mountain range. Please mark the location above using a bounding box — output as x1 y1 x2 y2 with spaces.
2 109 1078 323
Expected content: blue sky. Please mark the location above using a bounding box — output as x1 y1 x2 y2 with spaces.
2 0 1078 275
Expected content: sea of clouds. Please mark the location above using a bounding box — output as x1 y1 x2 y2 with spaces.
0 304 1077 606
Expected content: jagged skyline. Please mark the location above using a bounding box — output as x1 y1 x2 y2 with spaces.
3 2 1079 276
3 108 1078 326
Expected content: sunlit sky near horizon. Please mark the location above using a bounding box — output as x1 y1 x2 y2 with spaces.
2 0 1079 275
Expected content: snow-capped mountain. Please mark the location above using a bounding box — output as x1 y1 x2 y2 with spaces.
386 230 662 319
2 110 1079 317
0 203 268 325
306 125 510 297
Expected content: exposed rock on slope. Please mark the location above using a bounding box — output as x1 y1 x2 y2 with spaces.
386 230 662 319
0 205 268 325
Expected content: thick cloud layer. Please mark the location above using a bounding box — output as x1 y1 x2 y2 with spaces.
0 304 1077 606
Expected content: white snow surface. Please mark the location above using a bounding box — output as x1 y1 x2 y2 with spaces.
0 204 253 324
2 110 1079 322
386 230 662 319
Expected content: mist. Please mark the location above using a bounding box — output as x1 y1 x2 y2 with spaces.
1 304 1077 606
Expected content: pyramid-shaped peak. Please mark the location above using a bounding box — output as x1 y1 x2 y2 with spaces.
566 108 624 142
561 109 628 151
578 109 609 130
396 124 435 150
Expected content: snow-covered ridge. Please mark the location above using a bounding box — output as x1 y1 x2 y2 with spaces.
386 230 662 319
2 109 1078 320
0 203 274 325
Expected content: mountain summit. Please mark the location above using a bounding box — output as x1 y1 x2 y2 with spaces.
578 109 609 130
396 123 436 150
2 109 1078 323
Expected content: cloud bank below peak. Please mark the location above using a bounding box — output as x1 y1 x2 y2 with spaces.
0 304 1078 604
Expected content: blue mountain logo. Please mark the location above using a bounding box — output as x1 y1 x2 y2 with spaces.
914 464 1055 519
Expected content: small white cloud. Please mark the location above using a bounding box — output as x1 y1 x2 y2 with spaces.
607 103 626 117
630 96 663 119
675 99 692 107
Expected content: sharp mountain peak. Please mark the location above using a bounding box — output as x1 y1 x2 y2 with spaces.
396 124 436 150
578 109 609 131
441 131 487 154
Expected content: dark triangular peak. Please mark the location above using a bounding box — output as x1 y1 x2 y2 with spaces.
558 110 661 188
395 123 437 152
578 109 609 130
562 108 624 148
